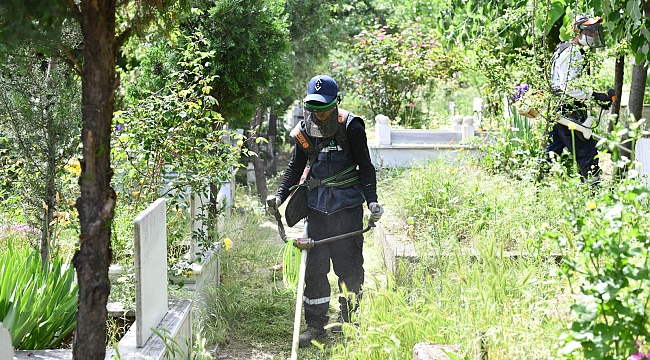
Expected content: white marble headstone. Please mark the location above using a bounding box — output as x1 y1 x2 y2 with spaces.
375 114 391 145
0 323 13 360
190 191 210 260
636 138 650 187
133 198 168 347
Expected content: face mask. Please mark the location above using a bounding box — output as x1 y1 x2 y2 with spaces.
578 34 596 46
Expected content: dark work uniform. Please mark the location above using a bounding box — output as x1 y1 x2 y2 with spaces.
275 111 378 328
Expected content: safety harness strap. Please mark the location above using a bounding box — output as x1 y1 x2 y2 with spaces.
290 165 360 192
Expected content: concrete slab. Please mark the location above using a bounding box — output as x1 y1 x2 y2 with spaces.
13 350 71 360
133 198 168 348
369 144 478 168
373 222 418 277
107 299 192 360
636 137 650 187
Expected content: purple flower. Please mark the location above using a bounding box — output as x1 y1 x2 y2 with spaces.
115 124 123 133
511 83 530 101
11 224 32 232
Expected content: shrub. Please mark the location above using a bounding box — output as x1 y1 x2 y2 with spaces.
0 241 77 349
548 181 650 360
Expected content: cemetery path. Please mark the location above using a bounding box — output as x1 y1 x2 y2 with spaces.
211 151 388 359
212 216 387 360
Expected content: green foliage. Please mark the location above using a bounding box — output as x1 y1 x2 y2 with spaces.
543 125 650 360
175 0 291 126
0 241 77 349
478 110 548 179
596 118 648 180
198 211 293 347
382 157 568 257
0 1 77 52
548 181 650 360
0 45 82 260
335 19 462 124
114 30 247 208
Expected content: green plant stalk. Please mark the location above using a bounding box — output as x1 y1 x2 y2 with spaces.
0 241 77 349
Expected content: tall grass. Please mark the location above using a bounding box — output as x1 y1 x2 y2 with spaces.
387 156 574 256
198 211 296 347
329 256 568 359
322 157 591 359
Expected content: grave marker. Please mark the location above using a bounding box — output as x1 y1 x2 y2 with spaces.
190 191 210 261
636 137 650 187
133 197 168 347
0 323 13 360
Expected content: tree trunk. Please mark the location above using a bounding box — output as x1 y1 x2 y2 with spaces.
616 61 647 179
40 56 58 267
267 112 278 177
608 54 625 132
249 107 268 204
628 62 647 125
73 0 117 358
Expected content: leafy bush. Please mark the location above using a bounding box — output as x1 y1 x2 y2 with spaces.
113 30 248 209
334 18 463 125
0 241 77 349
478 110 548 180
547 180 650 360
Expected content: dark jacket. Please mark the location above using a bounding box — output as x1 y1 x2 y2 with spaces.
276 111 377 214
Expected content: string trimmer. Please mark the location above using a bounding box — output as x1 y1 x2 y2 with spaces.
267 198 374 360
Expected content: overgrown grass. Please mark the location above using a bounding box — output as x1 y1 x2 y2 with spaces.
383 155 586 257
196 210 299 354
193 157 582 359
322 156 594 359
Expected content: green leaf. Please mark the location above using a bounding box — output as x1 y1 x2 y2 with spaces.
635 51 646 65
558 340 582 356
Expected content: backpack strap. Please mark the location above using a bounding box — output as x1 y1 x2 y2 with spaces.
336 109 351 155
290 121 335 165
290 122 317 159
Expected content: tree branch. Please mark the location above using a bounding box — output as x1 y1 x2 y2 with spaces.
116 27 133 48
56 41 82 76
64 0 82 18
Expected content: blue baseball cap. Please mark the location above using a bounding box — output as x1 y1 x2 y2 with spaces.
304 75 338 104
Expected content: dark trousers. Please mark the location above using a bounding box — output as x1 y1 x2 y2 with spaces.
546 101 600 179
303 205 364 328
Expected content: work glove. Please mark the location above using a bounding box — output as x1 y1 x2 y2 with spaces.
592 90 613 107
368 202 384 223
266 195 282 216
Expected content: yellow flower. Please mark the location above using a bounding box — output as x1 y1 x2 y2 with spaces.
237 140 244 147
223 238 232 252
586 201 597 211
187 270 193 275
64 159 82 177
174 208 184 218
567 123 577 131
